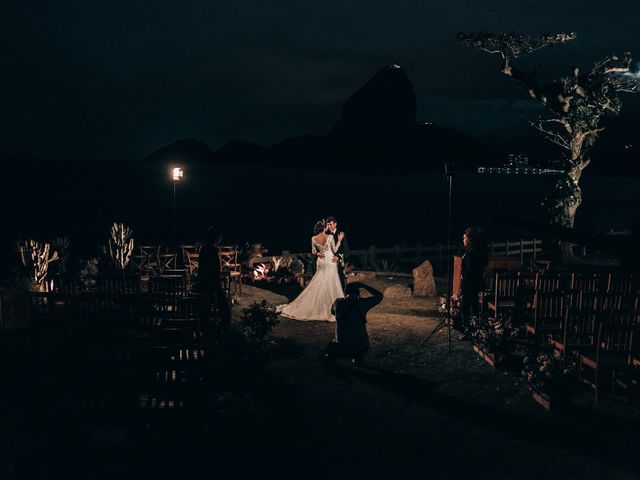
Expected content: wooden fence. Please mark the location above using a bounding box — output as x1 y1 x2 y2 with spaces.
252 238 543 273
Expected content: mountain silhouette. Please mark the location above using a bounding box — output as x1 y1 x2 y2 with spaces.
146 65 503 172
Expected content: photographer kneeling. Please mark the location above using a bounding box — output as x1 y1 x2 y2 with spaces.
321 282 383 365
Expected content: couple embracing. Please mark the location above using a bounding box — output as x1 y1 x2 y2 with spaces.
277 216 348 322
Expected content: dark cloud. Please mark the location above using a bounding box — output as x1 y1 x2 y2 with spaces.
2 0 640 158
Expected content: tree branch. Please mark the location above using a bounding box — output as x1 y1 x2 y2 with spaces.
531 121 571 150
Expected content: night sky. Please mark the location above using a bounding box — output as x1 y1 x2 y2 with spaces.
2 0 640 160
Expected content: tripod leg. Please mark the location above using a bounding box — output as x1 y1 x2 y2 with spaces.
418 316 449 346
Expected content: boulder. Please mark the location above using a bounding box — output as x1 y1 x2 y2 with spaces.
412 260 437 297
384 285 412 299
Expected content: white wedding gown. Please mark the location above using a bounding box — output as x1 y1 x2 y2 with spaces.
276 235 345 321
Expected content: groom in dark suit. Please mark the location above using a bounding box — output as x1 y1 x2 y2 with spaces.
326 216 349 290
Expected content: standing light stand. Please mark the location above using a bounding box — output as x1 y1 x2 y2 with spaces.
419 162 455 353
171 166 184 251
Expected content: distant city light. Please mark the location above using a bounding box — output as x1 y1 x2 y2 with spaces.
477 166 565 175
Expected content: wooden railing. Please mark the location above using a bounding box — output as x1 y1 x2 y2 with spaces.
251 238 543 273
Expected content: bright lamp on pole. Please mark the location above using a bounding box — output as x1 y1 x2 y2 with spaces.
172 167 184 181
170 166 184 250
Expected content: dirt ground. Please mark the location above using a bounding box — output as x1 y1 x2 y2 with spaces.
4 276 639 479
229 277 640 479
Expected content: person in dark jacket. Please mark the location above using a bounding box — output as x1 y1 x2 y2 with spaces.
192 225 231 338
459 227 489 327
326 216 349 290
321 282 382 365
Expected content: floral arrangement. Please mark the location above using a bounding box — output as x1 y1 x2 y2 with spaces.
469 315 519 359
240 300 280 354
522 348 578 398
438 294 460 321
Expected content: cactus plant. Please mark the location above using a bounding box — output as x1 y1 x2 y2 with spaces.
107 222 135 271
18 239 59 288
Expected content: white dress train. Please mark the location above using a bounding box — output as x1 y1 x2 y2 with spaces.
276 235 345 321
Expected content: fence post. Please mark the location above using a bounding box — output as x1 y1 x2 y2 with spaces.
369 245 376 269
520 239 524 264
505 240 509 257
533 238 537 260
490 241 495 256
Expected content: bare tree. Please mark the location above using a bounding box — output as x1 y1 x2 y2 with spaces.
458 31 639 261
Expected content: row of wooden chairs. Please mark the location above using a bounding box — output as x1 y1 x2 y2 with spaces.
483 271 639 403
126 243 242 294
1 283 229 439
184 245 242 294
519 289 639 403
129 244 201 276
485 271 636 320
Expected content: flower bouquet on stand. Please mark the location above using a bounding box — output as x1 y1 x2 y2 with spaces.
438 294 461 328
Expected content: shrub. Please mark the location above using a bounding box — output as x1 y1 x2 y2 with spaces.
240 300 280 354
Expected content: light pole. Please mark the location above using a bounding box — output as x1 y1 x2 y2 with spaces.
171 166 184 250
419 162 454 353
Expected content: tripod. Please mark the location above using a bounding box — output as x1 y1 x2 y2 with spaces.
419 163 455 353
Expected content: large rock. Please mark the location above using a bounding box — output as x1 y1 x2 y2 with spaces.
412 260 437 297
384 285 412 299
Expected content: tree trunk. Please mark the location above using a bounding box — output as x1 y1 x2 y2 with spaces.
542 164 584 264
559 165 584 264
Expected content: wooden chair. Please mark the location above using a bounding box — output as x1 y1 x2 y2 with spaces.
579 309 636 403
535 272 566 292
600 292 626 312
95 274 141 297
607 273 635 295
158 253 178 272
180 244 201 268
186 252 199 277
570 272 608 294
525 291 565 337
0 290 30 337
149 275 188 318
486 272 520 320
549 307 599 359
130 254 152 276
138 245 161 274
219 246 242 294
566 289 599 312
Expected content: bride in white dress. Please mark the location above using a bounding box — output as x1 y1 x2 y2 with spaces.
276 220 345 321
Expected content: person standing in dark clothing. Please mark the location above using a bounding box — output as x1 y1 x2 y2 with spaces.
193 225 231 338
459 227 489 326
326 216 349 290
